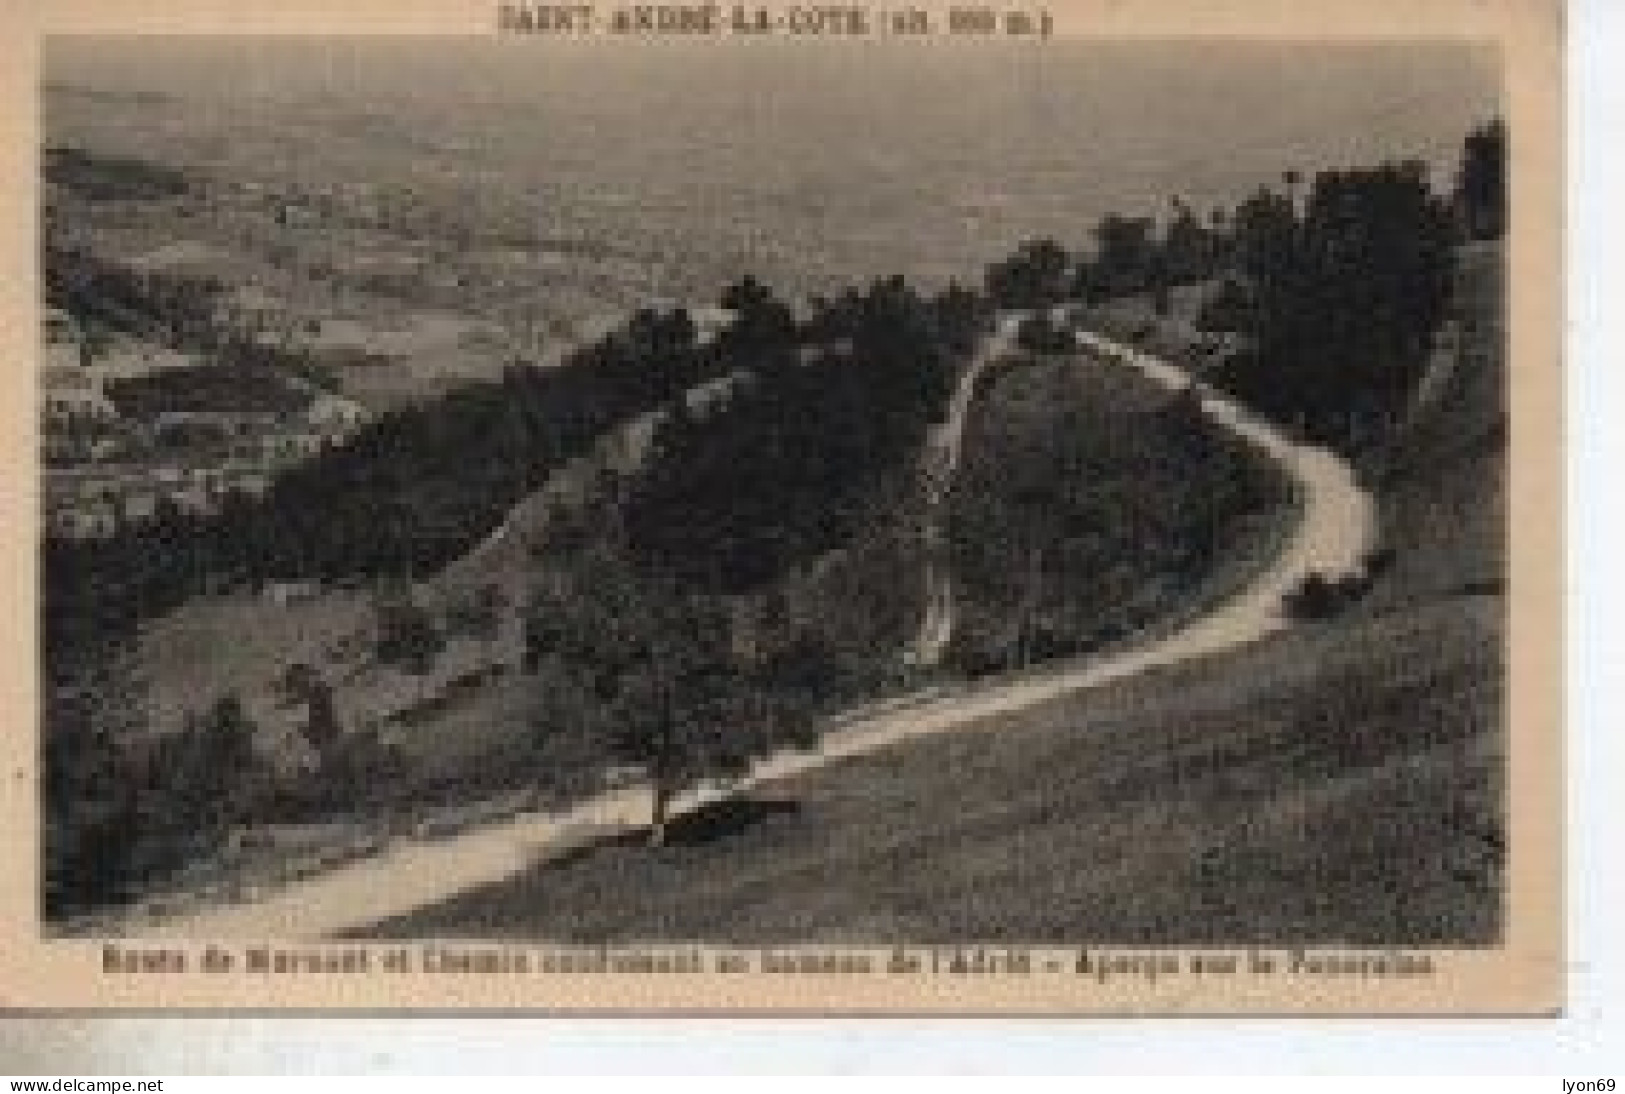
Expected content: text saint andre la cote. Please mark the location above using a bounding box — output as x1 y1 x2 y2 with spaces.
500 4 876 35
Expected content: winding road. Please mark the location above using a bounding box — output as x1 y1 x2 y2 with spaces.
133 321 1375 940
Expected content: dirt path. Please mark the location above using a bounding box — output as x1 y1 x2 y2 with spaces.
904 313 1024 666
132 326 1375 940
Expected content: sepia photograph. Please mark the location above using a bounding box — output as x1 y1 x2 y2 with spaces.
8 2 1563 1016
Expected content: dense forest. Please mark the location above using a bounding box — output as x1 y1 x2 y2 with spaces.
985 119 1505 450
624 276 986 591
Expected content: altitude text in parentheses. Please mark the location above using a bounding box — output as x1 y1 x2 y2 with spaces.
999 7 1048 36
878 8 933 35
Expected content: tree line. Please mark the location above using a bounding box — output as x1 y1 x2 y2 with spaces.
45 145 194 203
983 119 1505 448
623 275 987 592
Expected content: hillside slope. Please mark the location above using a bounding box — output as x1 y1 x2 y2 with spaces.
365 246 1506 946
1369 240 1505 609
370 596 1498 944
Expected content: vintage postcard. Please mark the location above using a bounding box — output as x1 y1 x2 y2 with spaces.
0 0 1561 1012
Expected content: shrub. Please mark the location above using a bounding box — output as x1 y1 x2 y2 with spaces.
1282 569 1375 621
444 582 507 640
46 688 276 915
1015 314 1076 355
1196 277 1257 334
1283 572 1341 620
373 592 443 674
1361 547 1398 578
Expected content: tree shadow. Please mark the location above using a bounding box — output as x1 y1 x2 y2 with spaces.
660 795 802 846
543 794 804 870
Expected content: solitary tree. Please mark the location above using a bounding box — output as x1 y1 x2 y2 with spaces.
525 550 815 845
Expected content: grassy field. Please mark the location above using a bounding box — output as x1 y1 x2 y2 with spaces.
946 351 1293 673
367 596 1501 945
134 589 372 736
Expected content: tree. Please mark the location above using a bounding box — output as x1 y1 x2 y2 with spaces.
152 693 265 834
1196 277 1256 334
524 550 815 845
1089 215 1158 298
1455 119 1507 241
719 274 779 318
1150 280 1172 317
985 238 1070 309
1230 185 1298 287
718 275 797 371
1215 161 1456 447
445 582 507 641
372 587 443 675
43 649 146 914
1016 312 1074 355
280 661 343 758
624 306 699 375
931 279 990 355
1160 198 1216 286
